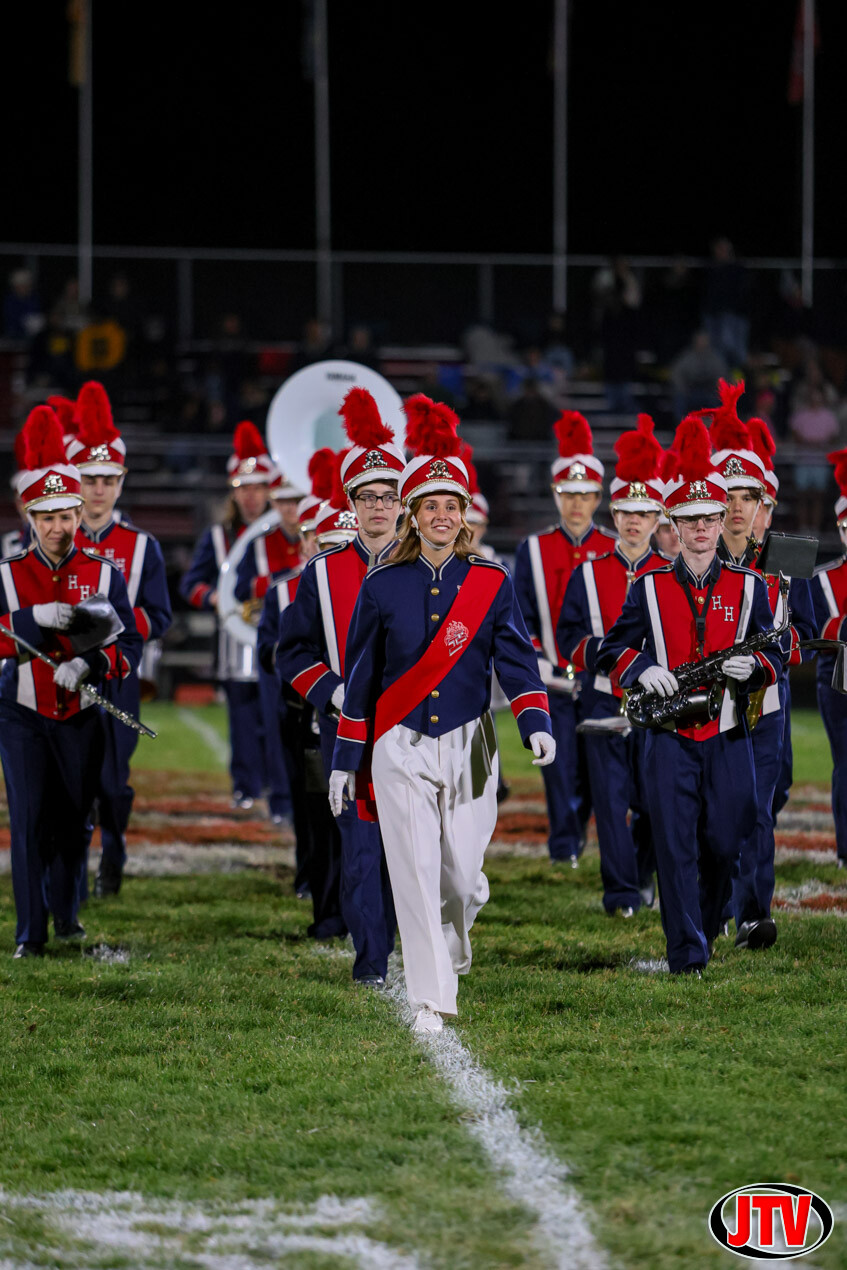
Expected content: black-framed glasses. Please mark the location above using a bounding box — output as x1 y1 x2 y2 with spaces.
355 493 400 509
674 513 723 527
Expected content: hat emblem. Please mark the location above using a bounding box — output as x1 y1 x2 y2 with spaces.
687 480 709 499
723 457 745 478
627 481 648 499
336 510 358 530
427 459 451 480
363 449 386 471
88 444 112 463
567 461 587 480
238 457 258 475
43 473 67 495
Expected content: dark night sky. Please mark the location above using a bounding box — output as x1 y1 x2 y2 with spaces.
4 1 846 259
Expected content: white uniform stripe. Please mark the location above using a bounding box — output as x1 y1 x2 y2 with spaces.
0 563 36 709
527 536 557 663
736 573 754 641
314 557 340 676
97 560 112 597
0 561 19 611
210 524 227 569
127 534 147 607
819 571 838 620
277 584 293 614
644 575 668 668
254 534 269 578
581 562 604 638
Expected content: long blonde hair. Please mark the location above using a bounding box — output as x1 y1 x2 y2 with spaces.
391 493 474 565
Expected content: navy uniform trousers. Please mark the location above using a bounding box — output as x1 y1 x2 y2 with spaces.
818 678 847 864
581 689 653 912
773 680 793 820
643 726 757 972
257 665 293 821
224 680 269 801
318 714 396 980
731 705 784 928
0 699 104 944
541 689 591 861
96 674 141 872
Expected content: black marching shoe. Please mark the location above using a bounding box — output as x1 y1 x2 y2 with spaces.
94 864 122 898
675 964 705 978
735 917 777 950
356 975 386 989
13 942 45 959
54 919 86 942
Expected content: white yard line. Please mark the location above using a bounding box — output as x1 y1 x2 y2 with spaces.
176 707 230 766
0 1191 423 1270
385 955 608 1270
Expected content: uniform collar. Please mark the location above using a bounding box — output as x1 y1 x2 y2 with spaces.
353 534 397 569
558 522 597 547
80 517 118 544
415 550 460 581
674 551 721 589
33 542 78 571
614 545 655 572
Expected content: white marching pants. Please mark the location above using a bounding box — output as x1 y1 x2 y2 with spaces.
372 720 499 1016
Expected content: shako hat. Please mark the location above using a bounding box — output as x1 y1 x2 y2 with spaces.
313 450 359 545
828 448 847 526
297 447 336 532
66 381 127 475
551 411 604 493
748 417 779 507
399 395 469 507
227 421 275 486
338 388 405 492
699 379 765 491
610 414 665 512
663 415 728 517
460 442 489 525
18 406 84 512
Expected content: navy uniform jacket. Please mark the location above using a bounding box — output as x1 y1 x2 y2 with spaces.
596 553 784 742
276 536 395 715
179 524 234 612
333 552 551 773
811 555 847 688
257 567 302 676
77 515 172 644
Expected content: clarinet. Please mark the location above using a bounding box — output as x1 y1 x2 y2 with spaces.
625 595 790 731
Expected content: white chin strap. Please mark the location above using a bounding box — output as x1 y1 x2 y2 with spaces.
411 514 459 551
839 524 847 552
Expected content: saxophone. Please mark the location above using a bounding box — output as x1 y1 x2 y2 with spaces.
625 596 790 730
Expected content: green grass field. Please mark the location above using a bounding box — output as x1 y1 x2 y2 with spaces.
0 703 843 1269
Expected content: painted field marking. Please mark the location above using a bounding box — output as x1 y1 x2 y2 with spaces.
175 707 230 766
385 955 608 1270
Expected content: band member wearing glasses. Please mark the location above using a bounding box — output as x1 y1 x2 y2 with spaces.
597 416 782 976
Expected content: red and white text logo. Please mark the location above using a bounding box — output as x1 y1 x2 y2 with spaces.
709 1184 833 1259
444 620 469 656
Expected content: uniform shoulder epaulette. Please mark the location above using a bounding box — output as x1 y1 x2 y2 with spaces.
534 524 559 539
0 548 28 564
363 559 397 582
311 541 348 564
82 548 122 571
724 560 764 580
591 550 616 563
815 557 845 576
469 554 508 574
595 525 617 540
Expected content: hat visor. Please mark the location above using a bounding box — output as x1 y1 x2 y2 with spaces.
316 529 357 547
230 473 271 487
552 479 603 494
669 500 726 518
25 493 84 512
77 462 127 476
270 486 303 501
724 477 763 492
403 477 470 506
345 468 401 491
611 498 664 513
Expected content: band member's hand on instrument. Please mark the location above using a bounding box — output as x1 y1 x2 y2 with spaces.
529 732 557 766
637 664 680 697
328 769 356 817
53 656 90 691
33 602 75 630
330 683 345 712
720 653 757 681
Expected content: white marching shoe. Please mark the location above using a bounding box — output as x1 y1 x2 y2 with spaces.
412 1005 443 1035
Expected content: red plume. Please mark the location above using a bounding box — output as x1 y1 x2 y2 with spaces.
308 448 337 500
828 448 847 498
13 429 28 472
671 415 713 482
659 448 679 482
47 395 79 437
402 393 461 458
748 417 777 472
23 406 67 470
330 449 352 510
459 441 480 495
703 378 750 451
231 420 268 459
613 414 662 481
339 387 393 447
554 410 593 457
76 381 120 446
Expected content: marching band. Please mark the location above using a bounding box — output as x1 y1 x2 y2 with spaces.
2 374 846 1025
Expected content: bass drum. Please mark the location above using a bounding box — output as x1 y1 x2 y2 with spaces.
217 509 281 649
266 359 404 494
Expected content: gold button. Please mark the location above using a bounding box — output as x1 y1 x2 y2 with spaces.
574 551 581 560
696 596 705 605
431 690 440 698
430 715 439 723
52 575 60 583
431 587 440 595
431 613 439 621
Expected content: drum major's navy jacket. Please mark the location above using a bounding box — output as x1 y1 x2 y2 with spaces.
333 552 551 773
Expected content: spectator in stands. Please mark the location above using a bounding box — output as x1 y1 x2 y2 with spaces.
504 346 557 400
462 376 505 422
337 324 379 372
702 237 749 369
592 256 642 413
50 277 87 335
102 272 142 339
204 312 252 422
507 376 559 442
288 317 333 375
27 310 76 389
789 385 840 533
669 330 727 418
3 269 44 340
653 254 699 362
544 312 575 380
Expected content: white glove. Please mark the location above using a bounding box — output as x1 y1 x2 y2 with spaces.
721 653 757 681
637 665 680 697
53 656 89 691
33 602 75 630
330 682 345 712
529 732 557 767
328 769 356 817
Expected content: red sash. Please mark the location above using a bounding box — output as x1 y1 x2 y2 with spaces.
356 563 506 820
